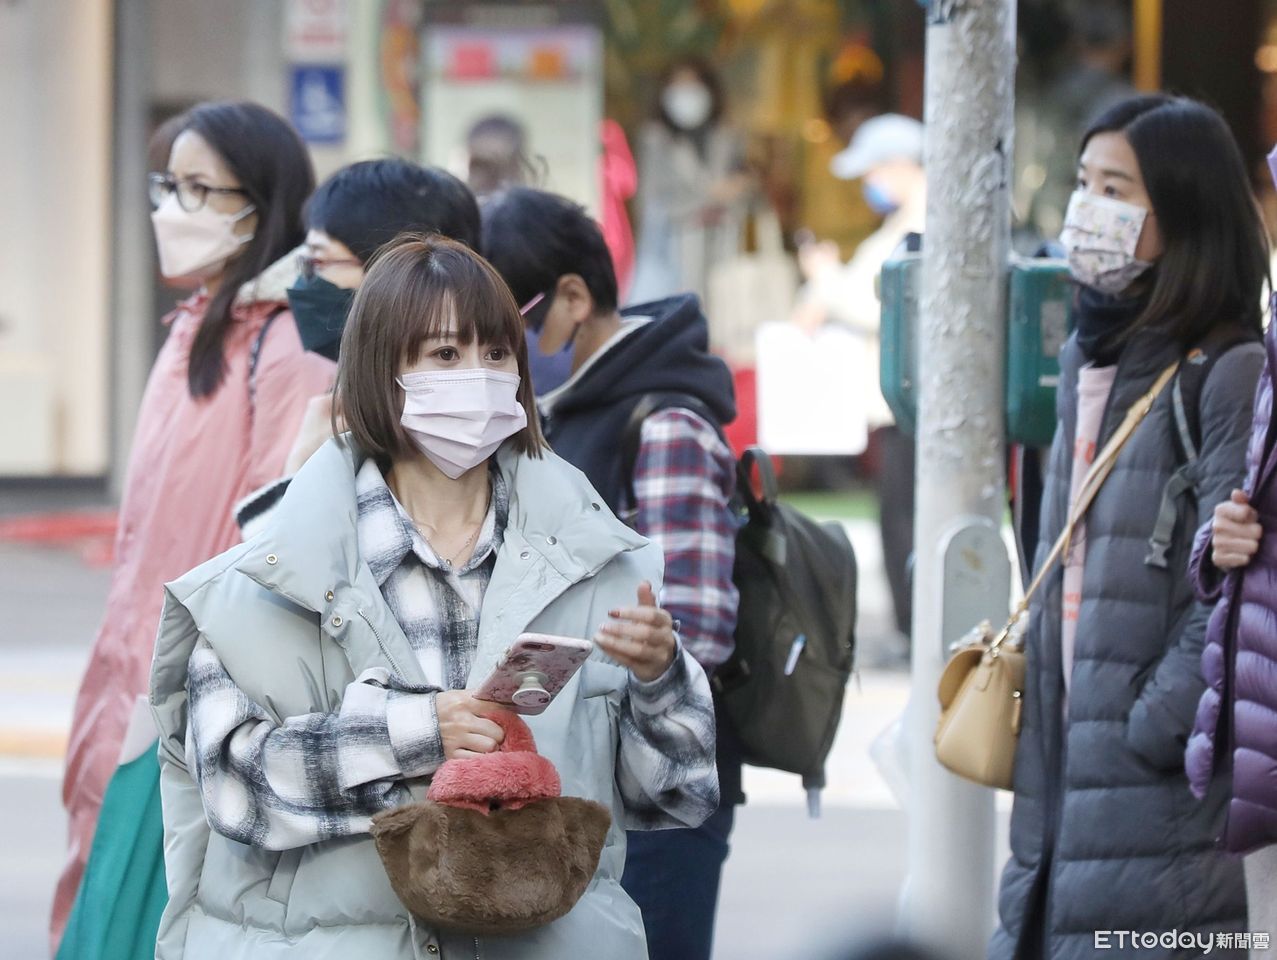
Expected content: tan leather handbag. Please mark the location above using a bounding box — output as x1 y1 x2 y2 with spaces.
934 362 1179 789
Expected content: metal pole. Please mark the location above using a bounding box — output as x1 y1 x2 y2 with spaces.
109 0 154 497
903 0 1016 955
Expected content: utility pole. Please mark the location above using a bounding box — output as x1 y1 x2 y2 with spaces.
903 0 1017 956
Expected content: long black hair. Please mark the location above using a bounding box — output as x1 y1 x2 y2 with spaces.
1081 95 1269 347
177 102 314 397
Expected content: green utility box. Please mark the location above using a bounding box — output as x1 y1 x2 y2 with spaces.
1005 259 1073 446
879 254 1074 447
878 250 922 437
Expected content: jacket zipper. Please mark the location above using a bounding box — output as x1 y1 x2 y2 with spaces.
357 608 412 680
474 935 481 960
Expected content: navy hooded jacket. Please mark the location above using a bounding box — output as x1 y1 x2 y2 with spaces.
540 294 736 514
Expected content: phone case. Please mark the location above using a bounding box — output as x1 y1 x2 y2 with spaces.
474 633 594 715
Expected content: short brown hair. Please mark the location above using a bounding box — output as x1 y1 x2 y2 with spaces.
336 234 547 464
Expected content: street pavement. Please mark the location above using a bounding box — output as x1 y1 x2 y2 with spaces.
0 507 1010 960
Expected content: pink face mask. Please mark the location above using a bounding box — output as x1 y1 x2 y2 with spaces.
150 193 255 281
397 369 528 479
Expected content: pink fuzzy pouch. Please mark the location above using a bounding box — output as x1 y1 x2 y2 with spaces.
370 712 611 936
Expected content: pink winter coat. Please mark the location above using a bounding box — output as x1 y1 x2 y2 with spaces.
52 261 335 947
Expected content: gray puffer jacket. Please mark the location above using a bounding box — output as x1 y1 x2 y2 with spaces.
989 329 1262 960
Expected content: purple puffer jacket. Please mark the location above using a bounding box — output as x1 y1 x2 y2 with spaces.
1187 324 1277 853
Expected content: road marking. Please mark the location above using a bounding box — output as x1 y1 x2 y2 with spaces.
0 729 66 760
0 756 62 779
0 676 77 693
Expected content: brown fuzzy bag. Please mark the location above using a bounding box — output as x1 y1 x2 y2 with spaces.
370 712 611 936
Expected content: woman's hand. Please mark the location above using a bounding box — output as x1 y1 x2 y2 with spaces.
797 238 841 283
1212 489 1263 570
436 691 506 759
284 393 346 475
594 581 678 683
709 171 752 206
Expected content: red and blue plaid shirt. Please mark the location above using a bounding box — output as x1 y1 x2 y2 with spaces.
632 408 739 671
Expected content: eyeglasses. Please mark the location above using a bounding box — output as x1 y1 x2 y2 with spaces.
148 173 250 213
296 252 363 280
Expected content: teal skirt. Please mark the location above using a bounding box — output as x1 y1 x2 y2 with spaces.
57 740 167 960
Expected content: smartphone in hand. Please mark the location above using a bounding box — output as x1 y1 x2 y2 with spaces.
474 633 593 715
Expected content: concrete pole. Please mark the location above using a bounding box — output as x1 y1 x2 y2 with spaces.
903 0 1017 955
109 0 154 497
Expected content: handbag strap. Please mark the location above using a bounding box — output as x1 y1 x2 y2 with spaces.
990 360 1179 650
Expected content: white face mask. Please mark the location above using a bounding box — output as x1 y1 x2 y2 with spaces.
1059 191 1154 296
662 83 713 131
397 369 528 479
150 193 255 281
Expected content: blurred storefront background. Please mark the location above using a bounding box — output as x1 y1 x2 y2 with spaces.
0 0 1272 484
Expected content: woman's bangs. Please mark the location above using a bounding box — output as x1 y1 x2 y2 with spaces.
398 256 522 363
447 256 525 353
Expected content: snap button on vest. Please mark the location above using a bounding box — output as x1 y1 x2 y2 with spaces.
266 554 278 565
331 615 343 627
325 590 335 602
547 536 558 545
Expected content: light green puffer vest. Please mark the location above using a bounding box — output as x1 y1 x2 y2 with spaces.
149 439 662 959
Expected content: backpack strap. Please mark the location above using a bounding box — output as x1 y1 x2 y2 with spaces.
247 307 287 410
1169 326 1261 465
619 391 725 524
1144 466 1197 568
1146 327 1261 568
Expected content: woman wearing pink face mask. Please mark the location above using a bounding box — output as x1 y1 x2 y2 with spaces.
146 235 718 959
53 101 334 951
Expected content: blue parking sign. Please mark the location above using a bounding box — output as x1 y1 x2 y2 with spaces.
290 64 345 144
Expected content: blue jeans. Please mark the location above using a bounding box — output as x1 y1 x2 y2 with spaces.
621 801 737 960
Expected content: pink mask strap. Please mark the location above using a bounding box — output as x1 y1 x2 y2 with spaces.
519 293 546 316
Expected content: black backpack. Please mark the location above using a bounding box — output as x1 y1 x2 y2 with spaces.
621 394 858 811
1145 326 1262 569
1013 328 1263 581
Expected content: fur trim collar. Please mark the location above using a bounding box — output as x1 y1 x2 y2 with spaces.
235 245 302 308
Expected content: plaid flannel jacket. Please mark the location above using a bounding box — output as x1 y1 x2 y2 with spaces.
632 408 739 671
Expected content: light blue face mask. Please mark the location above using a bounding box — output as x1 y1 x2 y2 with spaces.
523 325 576 396
862 181 900 216
519 291 577 396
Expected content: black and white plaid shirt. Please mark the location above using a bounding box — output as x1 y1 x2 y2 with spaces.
186 459 718 851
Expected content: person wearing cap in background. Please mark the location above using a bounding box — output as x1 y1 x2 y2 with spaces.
789 113 925 647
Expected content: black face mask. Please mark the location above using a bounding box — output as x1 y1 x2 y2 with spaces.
287 275 356 362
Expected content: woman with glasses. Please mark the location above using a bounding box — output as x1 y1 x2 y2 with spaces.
53 101 334 954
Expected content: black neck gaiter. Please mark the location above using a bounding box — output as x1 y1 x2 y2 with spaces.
1074 282 1150 366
